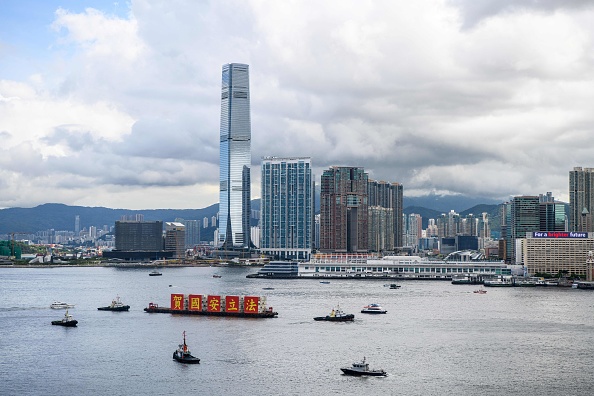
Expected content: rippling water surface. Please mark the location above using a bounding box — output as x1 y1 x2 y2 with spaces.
1 266 594 396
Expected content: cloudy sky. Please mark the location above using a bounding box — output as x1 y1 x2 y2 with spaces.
1 0 593 209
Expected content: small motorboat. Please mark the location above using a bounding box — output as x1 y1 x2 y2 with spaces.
341 357 387 376
97 296 130 311
51 310 78 327
212 275 222 278
173 331 200 364
50 301 75 309
149 270 162 276
473 288 487 294
314 305 354 322
361 303 387 314
319 281 330 284
388 284 401 289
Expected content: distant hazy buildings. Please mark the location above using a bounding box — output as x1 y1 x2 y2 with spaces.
218 63 252 249
320 166 368 253
569 167 594 232
175 218 200 248
260 157 314 260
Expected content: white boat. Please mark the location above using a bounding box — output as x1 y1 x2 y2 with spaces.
50 301 75 309
361 303 387 314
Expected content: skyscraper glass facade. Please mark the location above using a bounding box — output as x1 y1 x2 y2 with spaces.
260 157 314 260
218 63 251 248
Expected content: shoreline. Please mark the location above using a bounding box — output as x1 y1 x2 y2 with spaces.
1 262 257 269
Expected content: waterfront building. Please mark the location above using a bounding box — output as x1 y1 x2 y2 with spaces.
298 253 519 279
114 220 163 251
165 222 186 259
522 231 594 277
260 157 314 260
320 166 368 253
218 63 252 249
104 220 170 261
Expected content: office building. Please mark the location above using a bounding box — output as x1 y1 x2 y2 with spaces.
103 220 171 261
165 222 186 259
320 166 368 253
522 231 593 276
510 196 540 262
218 63 252 249
569 167 594 232
260 157 314 260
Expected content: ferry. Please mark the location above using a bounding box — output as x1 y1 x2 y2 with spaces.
361 303 387 314
246 261 299 278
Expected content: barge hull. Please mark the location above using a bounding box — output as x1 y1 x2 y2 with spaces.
144 307 277 318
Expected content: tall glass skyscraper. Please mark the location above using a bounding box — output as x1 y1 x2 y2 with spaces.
260 157 314 260
218 63 252 248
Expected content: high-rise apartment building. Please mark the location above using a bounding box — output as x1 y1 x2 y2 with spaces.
569 167 594 232
260 157 314 260
218 63 252 249
367 180 404 249
320 166 368 253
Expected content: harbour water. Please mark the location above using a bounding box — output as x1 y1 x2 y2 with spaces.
1 266 594 395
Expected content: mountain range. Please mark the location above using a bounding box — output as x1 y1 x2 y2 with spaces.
0 195 504 239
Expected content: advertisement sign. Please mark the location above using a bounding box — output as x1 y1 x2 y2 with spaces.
225 295 240 312
188 294 202 311
207 295 221 312
532 231 588 239
170 293 185 310
243 296 260 314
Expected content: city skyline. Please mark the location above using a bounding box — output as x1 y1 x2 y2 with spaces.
2 1 594 209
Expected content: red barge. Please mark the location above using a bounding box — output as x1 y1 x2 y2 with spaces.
144 293 278 318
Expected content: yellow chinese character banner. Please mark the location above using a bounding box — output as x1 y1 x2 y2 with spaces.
188 294 202 311
225 295 239 312
207 295 221 312
170 293 185 310
243 296 259 314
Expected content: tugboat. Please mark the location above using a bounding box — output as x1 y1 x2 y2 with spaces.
313 305 354 322
361 303 387 314
97 296 130 311
51 310 78 327
341 357 387 376
173 331 200 364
